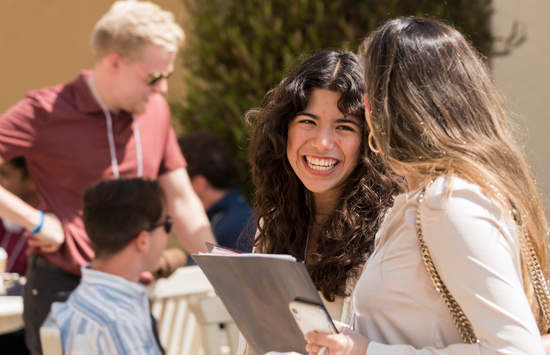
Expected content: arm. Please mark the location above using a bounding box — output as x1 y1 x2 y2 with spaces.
158 167 216 253
0 95 64 251
0 162 63 252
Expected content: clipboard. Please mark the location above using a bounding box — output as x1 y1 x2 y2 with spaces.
192 252 330 354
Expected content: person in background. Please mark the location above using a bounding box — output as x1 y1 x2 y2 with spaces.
51 178 169 355
0 2 215 353
305 17 548 355
0 157 36 275
179 131 254 252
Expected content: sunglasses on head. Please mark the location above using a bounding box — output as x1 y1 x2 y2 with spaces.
145 216 173 234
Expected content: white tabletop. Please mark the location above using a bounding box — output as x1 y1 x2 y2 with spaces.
0 296 24 334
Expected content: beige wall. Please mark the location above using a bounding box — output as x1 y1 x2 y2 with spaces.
0 0 187 113
492 0 550 217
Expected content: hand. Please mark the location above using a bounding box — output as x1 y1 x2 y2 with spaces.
27 213 64 253
305 327 369 355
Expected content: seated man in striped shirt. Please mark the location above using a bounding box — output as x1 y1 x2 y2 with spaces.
49 178 170 354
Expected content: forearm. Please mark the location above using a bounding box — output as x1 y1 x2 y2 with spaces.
0 184 43 232
159 168 216 254
171 197 216 253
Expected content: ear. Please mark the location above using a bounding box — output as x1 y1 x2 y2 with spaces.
103 53 123 74
190 175 209 194
363 93 374 133
363 93 370 113
132 231 150 253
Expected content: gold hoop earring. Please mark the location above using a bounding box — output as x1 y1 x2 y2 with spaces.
368 132 380 153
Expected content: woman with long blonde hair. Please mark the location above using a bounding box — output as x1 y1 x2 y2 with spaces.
305 17 549 355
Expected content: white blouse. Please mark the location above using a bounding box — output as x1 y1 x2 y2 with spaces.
354 176 544 354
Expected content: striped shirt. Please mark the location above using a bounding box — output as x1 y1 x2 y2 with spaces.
51 266 163 355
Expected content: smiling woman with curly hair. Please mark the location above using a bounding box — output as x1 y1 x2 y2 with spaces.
247 50 396 312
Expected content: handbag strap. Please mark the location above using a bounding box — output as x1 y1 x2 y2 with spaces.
416 187 550 344
415 188 479 344
512 208 550 333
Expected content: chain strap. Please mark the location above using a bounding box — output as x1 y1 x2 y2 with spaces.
415 189 479 344
416 187 550 344
514 211 550 333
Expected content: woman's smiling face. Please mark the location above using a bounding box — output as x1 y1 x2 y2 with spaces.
286 89 361 200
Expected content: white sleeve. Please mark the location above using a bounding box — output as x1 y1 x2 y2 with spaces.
367 183 544 355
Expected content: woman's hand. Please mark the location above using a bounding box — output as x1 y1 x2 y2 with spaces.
304 328 369 355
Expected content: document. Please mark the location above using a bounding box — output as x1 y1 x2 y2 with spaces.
192 251 328 354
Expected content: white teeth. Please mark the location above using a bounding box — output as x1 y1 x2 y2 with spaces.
305 156 338 171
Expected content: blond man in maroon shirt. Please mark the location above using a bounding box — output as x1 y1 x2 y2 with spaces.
0 1 215 354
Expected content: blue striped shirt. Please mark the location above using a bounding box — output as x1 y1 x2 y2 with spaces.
51 266 162 355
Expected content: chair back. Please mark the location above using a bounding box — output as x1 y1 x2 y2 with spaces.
149 265 237 355
40 313 63 355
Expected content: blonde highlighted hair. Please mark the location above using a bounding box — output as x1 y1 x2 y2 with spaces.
360 17 549 331
91 0 184 59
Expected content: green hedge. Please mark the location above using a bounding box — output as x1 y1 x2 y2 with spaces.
173 0 493 195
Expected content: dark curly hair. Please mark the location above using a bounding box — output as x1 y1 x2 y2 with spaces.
247 50 396 301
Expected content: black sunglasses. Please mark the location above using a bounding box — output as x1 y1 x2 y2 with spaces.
145 216 173 234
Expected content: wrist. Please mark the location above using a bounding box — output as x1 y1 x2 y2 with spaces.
28 210 45 234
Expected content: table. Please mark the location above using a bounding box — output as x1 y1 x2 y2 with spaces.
0 295 24 334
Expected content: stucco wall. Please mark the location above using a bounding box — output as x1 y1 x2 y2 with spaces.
492 0 550 217
0 0 187 112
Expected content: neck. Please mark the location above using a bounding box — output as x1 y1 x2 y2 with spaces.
88 68 120 113
312 189 340 225
200 188 230 210
90 253 143 283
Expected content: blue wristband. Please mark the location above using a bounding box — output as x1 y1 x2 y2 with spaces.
29 210 45 235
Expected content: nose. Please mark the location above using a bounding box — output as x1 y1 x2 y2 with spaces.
311 126 335 151
152 78 168 95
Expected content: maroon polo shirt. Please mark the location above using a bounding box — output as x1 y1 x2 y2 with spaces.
0 72 185 275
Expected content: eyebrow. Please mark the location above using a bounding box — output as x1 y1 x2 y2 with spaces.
296 111 361 126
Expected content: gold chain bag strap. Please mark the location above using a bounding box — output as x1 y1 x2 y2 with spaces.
416 187 550 344
415 188 478 343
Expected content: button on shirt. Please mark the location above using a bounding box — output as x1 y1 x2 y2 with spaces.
51 267 163 355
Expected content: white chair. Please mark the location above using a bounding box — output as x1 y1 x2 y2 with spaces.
148 265 237 355
40 313 63 355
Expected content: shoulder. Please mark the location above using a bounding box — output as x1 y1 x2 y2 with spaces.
420 176 518 258
423 175 506 222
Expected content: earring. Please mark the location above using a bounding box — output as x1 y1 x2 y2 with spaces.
368 132 380 154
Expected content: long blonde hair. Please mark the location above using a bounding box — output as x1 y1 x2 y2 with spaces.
360 17 549 330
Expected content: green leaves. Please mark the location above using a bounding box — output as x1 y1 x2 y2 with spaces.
173 0 494 196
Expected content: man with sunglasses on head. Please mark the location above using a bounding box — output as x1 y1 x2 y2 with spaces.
49 178 170 355
0 1 215 354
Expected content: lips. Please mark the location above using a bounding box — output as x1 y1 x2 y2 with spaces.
304 156 339 171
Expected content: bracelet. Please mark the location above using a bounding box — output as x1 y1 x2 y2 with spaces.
29 210 45 235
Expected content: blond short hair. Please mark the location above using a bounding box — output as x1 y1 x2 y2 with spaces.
91 0 184 59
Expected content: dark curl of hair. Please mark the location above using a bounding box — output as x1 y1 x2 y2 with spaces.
247 50 396 301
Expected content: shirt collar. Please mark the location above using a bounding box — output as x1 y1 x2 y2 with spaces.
73 70 104 114
80 265 147 298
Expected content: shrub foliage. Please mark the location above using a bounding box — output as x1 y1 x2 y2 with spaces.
173 0 493 192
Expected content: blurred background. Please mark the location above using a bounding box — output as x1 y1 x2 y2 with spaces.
0 0 548 218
